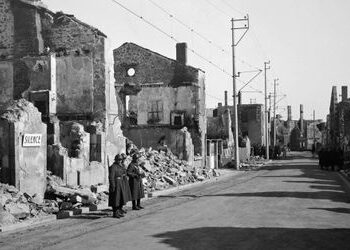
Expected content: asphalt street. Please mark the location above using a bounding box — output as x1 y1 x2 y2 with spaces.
1 152 350 249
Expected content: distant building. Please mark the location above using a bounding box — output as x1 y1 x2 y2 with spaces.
326 85 350 155
206 92 234 168
113 42 206 165
215 103 265 146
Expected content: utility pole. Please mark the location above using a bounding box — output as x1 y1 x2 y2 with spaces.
231 15 249 170
273 78 279 147
264 61 270 160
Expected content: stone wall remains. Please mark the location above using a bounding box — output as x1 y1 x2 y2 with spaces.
0 0 14 58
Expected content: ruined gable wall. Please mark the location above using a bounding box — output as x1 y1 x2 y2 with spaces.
46 16 106 118
114 43 176 86
0 0 14 58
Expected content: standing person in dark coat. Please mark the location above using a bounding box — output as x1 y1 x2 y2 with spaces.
109 154 127 218
120 153 132 213
318 147 325 170
127 153 145 210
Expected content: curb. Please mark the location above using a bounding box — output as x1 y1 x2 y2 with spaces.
0 215 56 233
338 171 350 195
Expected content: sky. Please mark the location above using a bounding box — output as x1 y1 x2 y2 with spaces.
43 0 350 121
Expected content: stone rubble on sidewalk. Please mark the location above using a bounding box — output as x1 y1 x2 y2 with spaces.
0 183 54 227
239 156 268 170
134 147 212 194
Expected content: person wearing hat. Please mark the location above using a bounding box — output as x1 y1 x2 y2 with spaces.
109 154 127 218
120 153 132 213
127 153 145 210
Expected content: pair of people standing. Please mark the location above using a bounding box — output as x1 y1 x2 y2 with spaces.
108 153 145 218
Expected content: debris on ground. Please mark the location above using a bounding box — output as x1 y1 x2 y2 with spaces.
135 147 211 193
45 172 108 208
239 156 267 171
0 183 54 227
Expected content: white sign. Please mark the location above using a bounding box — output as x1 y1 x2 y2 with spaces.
23 134 42 147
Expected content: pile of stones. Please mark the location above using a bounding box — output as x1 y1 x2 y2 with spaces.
134 148 213 193
45 172 109 211
0 183 55 227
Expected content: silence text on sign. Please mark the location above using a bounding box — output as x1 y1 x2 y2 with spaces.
23 134 42 147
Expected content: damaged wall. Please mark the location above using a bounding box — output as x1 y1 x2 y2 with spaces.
56 55 94 114
0 99 46 201
0 0 14 57
124 126 193 162
0 0 126 188
0 61 13 109
114 42 206 159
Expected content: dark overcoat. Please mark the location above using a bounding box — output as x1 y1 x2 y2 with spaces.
108 163 127 208
127 162 145 201
121 163 132 202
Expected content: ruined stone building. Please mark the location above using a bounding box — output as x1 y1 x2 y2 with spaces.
273 105 322 151
113 42 206 165
206 91 234 168
326 85 350 153
0 0 124 195
215 102 265 146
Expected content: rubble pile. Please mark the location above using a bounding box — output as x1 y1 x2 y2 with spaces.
46 172 109 209
0 183 53 227
240 156 266 171
135 148 211 193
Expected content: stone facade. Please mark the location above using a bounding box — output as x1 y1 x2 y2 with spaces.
327 85 350 153
216 103 265 146
0 99 47 201
114 42 206 163
0 0 125 186
0 0 14 57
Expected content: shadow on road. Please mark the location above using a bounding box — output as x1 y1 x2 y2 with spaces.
153 227 350 250
202 190 349 203
308 207 350 214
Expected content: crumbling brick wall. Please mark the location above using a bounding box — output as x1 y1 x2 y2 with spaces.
113 42 198 87
0 0 14 58
44 13 106 119
12 0 44 57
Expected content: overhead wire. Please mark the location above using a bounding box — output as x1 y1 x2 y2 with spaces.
109 0 265 100
147 0 260 71
109 0 233 77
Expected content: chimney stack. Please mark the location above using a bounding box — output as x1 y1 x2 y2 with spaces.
218 102 222 108
238 91 242 105
224 91 228 107
300 104 304 134
287 105 292 121
176 43 187 65
342 86 348 102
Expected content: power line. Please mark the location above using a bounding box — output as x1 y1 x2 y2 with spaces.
109 0 233 77
147 0 260 71
109 0 264 93
220 0 245 16
147 0 226 53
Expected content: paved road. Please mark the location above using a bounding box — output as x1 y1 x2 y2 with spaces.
1 152 350 249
